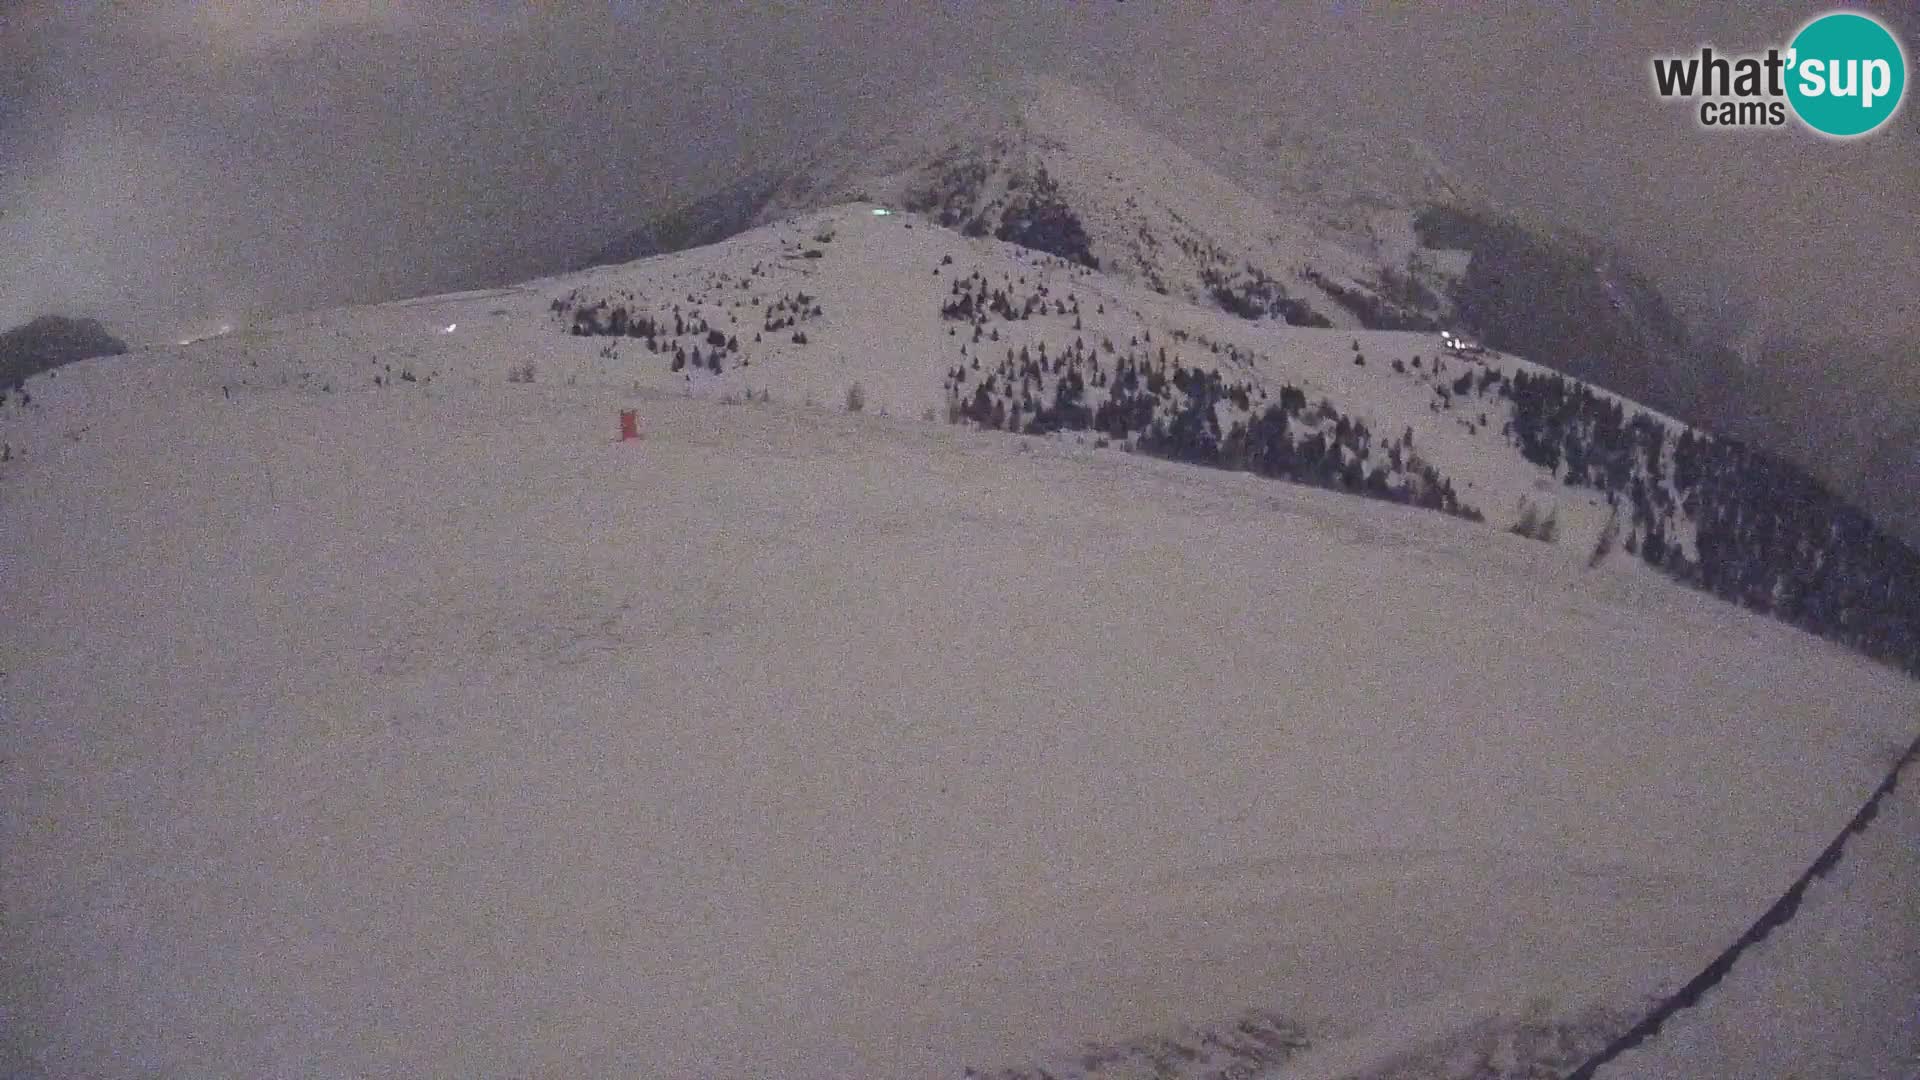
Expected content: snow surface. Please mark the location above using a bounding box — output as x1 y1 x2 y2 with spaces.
1590 772 1920 1080
2 205 1917 1078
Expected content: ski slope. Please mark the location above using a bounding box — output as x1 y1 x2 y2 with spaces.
1592 774 1920 1080
3 327 1917 1075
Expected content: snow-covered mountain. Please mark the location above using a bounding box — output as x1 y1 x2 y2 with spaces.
585 76 1707 427
0 203 1660 571
588 76 1462 333
4 92 1919 1079
10 196 1916 673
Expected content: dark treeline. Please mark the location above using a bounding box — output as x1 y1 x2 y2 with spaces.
902 162 1098 270
1200 265 1333 328
552 280 821 374
1300 268 1441 332
992 167 1098 270
946 331 1481 523
1494 366 1920 676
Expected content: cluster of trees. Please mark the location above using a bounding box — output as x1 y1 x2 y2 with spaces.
1506 372 1672 507
564 302 662 340
1199 264 1332 328
669 336 739 374
551 284 823 376
944 334 1481 523
1406 203 1920 649
762 291 822 332
1200 397 1479 521
940 271 1083 326
1374 266 1445 313
553 290 655 338
1447 366 1687 562
1678 431 1920 674
992 166 1097 269
901 158 1097 269
1491 364 1920 675
1300 268 1440 332
901 155 996 234
1495 369 1685 566
946 337 1114 434
1416 360 1652 485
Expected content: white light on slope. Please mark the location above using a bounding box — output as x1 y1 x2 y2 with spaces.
176 322 235 346
442 323 458 334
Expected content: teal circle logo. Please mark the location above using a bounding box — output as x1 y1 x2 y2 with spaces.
1786 12 1907 137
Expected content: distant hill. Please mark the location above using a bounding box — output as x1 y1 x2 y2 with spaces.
0 315 127 389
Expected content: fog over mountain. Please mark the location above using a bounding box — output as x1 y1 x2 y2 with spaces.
4 3 1915 338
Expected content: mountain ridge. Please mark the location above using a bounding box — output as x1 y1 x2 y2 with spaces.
13 198 1916 679
585 76 1451 332
582 77 1703 420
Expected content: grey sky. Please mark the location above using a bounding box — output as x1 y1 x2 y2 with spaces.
3 1 1916 351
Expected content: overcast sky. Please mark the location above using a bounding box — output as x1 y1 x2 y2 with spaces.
3 1 1916 352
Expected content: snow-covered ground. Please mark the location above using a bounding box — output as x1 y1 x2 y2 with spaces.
1591 768 1920 1080
1261 763 1920 1080
3 341 1917 1076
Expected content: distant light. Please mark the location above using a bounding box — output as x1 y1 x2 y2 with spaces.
442 323 458 333
177 323 233 346
871 208 891 216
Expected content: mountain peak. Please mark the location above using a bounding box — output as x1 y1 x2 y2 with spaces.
588 75 1464 332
